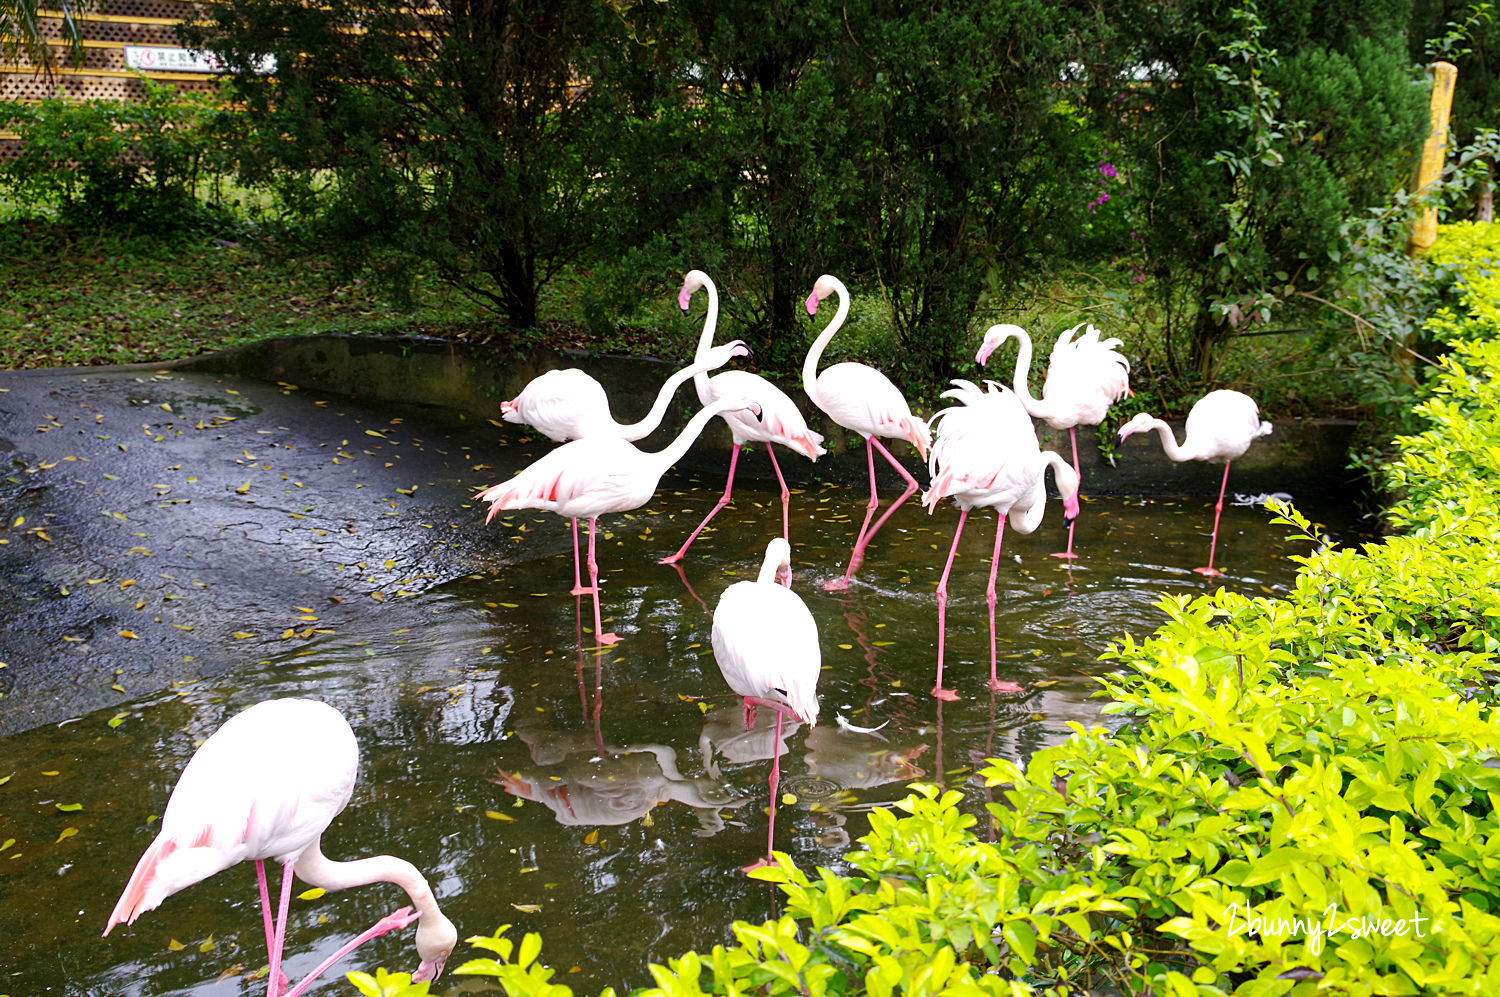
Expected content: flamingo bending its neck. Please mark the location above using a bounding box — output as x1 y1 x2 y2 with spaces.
923 380 1079 700
104 698 457 997
710 537 820 870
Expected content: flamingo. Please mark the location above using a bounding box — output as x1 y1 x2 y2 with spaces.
476 394 760 645
802 274 931 591
1115 389 1272 577
922 380 1080 700
104 699 457 997
660 270 826 569
501 340 750 595
710 537 821 871
500 340 749 444
976 322 1130 559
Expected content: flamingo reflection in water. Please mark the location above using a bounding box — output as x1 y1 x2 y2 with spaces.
494 717 747 835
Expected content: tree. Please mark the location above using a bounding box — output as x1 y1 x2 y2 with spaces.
1090 0 1429 381
185 0 651 331
2 0 87 74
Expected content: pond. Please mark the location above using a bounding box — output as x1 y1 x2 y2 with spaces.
0 445 1372 997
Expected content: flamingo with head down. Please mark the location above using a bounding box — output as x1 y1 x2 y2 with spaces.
660 270 826 572
104 698 457 997
710 537 820 870
802 274 931 591
922 379 1080 700
977 322 1129 559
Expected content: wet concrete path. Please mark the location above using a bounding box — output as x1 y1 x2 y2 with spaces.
0 363 544 736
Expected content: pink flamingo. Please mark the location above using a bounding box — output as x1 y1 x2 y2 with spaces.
977 322 1129 559
476 394 760 645
1116 389 1272 577
501 340 750 595
922 380 1080 700
710 537 820 871
802 274 931 591
104 699 457 997
661 270 825 569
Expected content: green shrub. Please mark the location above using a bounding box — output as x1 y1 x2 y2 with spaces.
0 79 236 235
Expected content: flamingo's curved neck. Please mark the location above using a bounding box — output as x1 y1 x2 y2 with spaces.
615 353 720 442
293 841 442 924
756 551 789 586
651 396 739 474
1144 418 1192 462
1007 329 1048 418
692 276 720 406
1041 450 1079 496
801 278 850 410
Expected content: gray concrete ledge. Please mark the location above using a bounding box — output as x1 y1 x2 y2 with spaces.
172 333 1365 499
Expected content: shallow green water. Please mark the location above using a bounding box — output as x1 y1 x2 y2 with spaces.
0 477 1369 996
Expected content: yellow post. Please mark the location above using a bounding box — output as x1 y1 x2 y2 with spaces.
1408 61 1458 255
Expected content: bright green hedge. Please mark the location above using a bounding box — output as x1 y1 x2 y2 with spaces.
355 223 1500 996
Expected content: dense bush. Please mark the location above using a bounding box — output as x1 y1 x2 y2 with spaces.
345 225 1500 995
0 80 237 235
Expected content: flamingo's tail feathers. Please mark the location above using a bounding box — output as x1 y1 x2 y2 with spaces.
1258 421 1273 438
905 416 932 461
795 430 827 461
105 833 235 936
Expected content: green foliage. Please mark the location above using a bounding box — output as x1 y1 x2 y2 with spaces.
0 80 236 236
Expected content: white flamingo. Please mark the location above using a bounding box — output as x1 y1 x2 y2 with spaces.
802 274 931 591
661 270 825 569
710 537 820 870
1116 389 1272 577
923 380 1080 700
500 339 749 594
105 699 457 997
977 322 1129 558
477 395 759 645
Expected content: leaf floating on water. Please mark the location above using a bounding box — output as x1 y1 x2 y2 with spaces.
233 632 255 639
1032 679 1058 688
56 802 83 812
56 827 79 842
118 630 138 640
167 938 186 952
199 935 216 953
298 887 326 900
107 712 129 728
364 430 386 438
583 830 599 846
111 684 126 693
484 810 515 822
511 903 542 913
0 838 13 851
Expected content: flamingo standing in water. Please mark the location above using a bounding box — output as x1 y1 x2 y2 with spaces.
104 699 457 997
500 340 750 595
803 274 931 591
1116 389 1272 577
477 394 759 645
710 537 820 870
660 270 826 569
977 322 1129 559
923 380 1080 700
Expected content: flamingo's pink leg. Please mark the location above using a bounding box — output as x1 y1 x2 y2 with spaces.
569 518 592 596
1052 428 1081 560
264 860 296 997
743 707 789 873
255 861 291 997
587 517 621 644
766 443 792 544
829 437 920 589
933 509 967 701
281 907 423 997
986 517 1023 693
822 439 879 591
1195 461 1232 577
661 444 742 564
